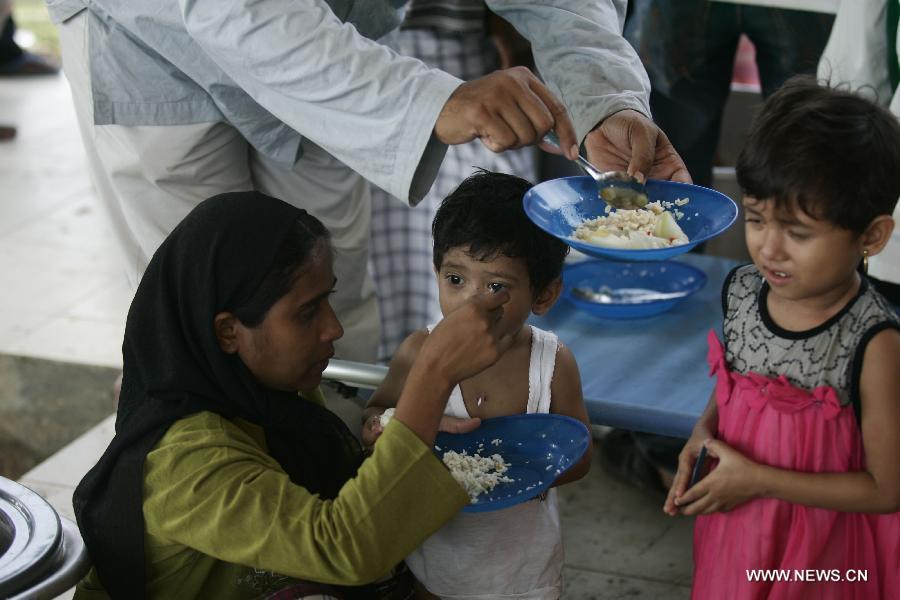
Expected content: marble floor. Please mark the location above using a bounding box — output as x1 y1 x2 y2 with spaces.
1 72 695 598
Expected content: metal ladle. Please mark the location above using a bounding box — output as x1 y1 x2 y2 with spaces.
542 131 649 210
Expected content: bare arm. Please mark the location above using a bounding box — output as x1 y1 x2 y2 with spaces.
549 343 592 486
362 331 427 446
752 328 900 512
677 328 900 515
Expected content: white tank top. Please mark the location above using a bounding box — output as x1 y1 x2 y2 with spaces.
405 325 563 600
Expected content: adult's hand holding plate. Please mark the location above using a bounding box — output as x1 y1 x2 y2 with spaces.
585 110 691 184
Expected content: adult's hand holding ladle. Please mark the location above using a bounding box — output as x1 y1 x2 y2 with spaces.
542 130 649 210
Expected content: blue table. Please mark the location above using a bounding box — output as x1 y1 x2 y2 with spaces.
530 254 741 439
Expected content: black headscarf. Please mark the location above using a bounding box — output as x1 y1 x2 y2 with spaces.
73 192 364 599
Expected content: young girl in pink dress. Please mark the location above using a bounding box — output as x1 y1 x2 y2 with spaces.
664 76 900 600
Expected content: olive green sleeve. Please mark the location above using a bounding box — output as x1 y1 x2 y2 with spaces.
143 412 467 586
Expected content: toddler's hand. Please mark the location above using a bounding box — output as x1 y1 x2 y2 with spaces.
664 430 710 516
365 413 479 449
362 413 385 448
438 415 481 435
674 439 760 516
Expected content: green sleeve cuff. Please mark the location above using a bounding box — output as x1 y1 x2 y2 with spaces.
370 417 469 509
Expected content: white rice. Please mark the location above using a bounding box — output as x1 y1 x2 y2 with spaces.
442 450 515 502
574 199 690 249
378 408 395 427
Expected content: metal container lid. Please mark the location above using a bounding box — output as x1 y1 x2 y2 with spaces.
0 477 62 597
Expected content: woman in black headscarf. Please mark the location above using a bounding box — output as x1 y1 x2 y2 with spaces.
72 191 513 599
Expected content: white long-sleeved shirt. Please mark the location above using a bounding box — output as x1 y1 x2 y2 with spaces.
818 0 900 284
45 0 650 205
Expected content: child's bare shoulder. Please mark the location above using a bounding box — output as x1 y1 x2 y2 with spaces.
863 326 900 370
384 329 431 378
396 329 429 360
553 340 580 375
367 330 431 411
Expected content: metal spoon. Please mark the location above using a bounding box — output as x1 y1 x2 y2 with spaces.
542 131 649 210
572 286 689 305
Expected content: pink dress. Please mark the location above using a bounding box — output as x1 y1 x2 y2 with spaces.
691 267 900 600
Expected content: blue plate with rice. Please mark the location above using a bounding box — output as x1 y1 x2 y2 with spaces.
434 414 590 513
523 176 738 261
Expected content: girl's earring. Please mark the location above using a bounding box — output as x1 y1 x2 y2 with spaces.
862 249 869 274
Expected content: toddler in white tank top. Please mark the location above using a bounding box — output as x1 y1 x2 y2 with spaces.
363 171 591 599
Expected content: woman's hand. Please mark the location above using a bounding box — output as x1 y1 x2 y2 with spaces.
673 439 763 516
585 109 691 184
663 428 711 516
394 292 513 446
417 291 515 386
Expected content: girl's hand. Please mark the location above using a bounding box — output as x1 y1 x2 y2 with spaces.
663 429 710 515
674 439 762 516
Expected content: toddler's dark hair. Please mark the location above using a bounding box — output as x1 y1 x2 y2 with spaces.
737 75 900 234
432 170 569 294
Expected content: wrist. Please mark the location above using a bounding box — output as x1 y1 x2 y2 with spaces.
394 364 454 447
748 462 770 499
412 344 457 391
406 357 454 399
362 407 385 422
696 407 719 436
589 108 648 133
691 421 715 441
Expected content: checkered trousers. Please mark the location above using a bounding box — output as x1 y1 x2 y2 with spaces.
368 28 537 362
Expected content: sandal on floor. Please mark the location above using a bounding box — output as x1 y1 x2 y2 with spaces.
0 52 59 76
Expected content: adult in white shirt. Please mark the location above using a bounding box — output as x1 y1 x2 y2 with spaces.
818 0 900 307
49 0 688 363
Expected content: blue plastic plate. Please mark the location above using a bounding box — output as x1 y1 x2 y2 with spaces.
434 414 590 513
523 176 738 261
562 259 707 319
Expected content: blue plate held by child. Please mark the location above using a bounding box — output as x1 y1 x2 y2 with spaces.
523 176 738 261
434 414 591 513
